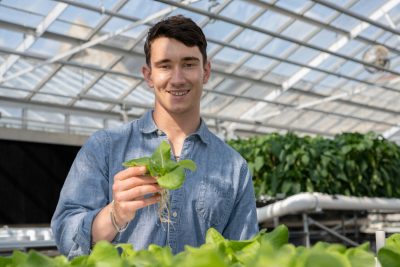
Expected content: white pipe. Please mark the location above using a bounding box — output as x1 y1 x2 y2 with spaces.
257 192 400 223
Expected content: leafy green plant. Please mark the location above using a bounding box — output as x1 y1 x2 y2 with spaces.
123 141 196 190
378 233 400 267
0 225 379 267
228 132 400 199
123 140 196 223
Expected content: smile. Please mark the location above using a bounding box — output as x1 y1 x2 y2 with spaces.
167 90 190 96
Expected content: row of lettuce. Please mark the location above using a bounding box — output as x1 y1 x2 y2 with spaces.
228 132 400 199
1 225 399 267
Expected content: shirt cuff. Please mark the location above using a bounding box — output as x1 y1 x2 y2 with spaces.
73 208 102 254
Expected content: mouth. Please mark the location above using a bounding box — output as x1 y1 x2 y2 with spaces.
166 90 190 96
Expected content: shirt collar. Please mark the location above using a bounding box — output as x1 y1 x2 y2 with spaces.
139 110 210 145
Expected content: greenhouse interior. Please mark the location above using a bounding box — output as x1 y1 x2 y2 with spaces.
0 0 400 266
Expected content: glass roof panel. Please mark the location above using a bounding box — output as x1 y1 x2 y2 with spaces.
231 29 269 50
243 55 278 72
253 10 291 32
213 47 248 65
28 37 73 57
275 0 312 13
47 20 92 39
304 3 337 23
349 0 387 16
0 30 24 49
330 14 361 31
307 29 340 49
0 4 44 28
359 25 384 40
287 47 320 64
203 20 237 40
261 38 295 57
280 20 319 42
57 5 105 28
216 99 256 118
2 0 57 15
301 70 326 84
119 1 168 19
271 62 301 78
220 0 262 22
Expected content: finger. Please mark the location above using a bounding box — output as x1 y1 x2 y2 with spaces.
113 176 158 192
114 184 161 202
114 166 147 181
128 195 161 210
114 194 161 222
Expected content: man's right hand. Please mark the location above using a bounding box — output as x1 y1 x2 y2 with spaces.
112 166 161 227
92 166 161 243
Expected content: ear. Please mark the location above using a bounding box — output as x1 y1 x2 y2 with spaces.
203 61 211 84
142 65 154 88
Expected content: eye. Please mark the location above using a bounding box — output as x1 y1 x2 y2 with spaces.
183 62 196 68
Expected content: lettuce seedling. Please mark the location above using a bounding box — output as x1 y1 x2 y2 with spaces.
123 141 196 224
123 141 196 190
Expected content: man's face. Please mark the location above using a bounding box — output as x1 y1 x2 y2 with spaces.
142 37 210 116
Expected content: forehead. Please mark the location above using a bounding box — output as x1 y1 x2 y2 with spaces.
150 37 203 62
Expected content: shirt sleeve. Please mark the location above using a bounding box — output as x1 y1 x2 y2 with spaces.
222 161 259 240
51 130 111 258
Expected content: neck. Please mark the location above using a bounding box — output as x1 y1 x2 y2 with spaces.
153 106 200 141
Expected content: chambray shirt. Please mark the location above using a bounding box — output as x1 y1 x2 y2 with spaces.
51 110 258 258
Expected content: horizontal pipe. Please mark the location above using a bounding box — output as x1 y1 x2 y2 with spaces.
257 192 400 223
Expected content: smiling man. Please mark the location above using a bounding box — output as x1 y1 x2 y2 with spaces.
51 15 258 258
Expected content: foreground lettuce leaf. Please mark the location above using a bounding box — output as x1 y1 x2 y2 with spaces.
378 233 400 267
0 225 380 267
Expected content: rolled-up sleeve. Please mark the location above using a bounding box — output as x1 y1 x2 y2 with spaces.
222 162 259 240
51 130 111 258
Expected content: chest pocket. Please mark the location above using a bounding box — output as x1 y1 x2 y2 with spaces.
195 176 234 226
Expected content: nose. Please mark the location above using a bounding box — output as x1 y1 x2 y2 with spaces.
170 66 185 87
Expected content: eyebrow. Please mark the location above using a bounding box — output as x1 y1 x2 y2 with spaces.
153 57 200 66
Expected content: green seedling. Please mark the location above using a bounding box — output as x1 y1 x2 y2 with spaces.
123 141 196 190
123 141 196 223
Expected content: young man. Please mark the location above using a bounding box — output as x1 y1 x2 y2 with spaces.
51 15 258 258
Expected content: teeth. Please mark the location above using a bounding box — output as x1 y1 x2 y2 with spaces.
169 90 188 96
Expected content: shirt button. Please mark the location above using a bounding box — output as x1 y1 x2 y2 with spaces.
172 211 178 217
157 129 163 136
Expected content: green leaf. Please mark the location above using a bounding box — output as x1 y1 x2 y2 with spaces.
260 224 289 249
123 141 197 190
24 251 57 267
152 141 172 169
157 166 185 190
205 228 225 245
303 251 351 267
345 247 375 267
122 156 151 168
10 250 28 265
254 156 264 172
87 240 121 265
378 248 400 267
177 159 197 171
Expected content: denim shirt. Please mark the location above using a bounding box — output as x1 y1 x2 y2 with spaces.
51 110 258 258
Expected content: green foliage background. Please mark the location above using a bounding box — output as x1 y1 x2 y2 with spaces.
228 132 400 198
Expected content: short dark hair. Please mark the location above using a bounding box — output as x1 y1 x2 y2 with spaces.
144 15 207 66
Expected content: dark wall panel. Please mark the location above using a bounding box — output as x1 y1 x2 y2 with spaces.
0 139 80 225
